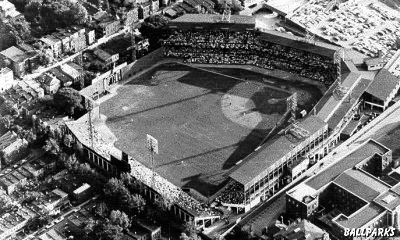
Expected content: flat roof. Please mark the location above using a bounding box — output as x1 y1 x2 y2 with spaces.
327 78 372 128
366 69 400 101
230 115 327 186
0 46 28 63
333 203 384 229
374 191 400 211
334 169 389 202
306 139 389 190
317 72 362 122
169 14 256 31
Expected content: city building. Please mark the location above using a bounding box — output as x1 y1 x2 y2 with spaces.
151 0 160 13
134 219 162 240
285 139 400 240
93 48 119 67
60 63 84 88
0 207 36 240
0 0 21 20
40 35 63 59
0 46 38 77
364 57 385 71
126 8 139 26
93 11 120 37
273 219 330 240
36 72 61 95
0 67 13 92
139 4 151 19
363 69 400 110
48 67 73 87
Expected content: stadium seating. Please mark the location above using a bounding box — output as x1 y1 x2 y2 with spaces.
163 30 336 86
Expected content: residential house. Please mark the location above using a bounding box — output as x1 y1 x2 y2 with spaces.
60 63 84 89
23 161 44 178
0 46 37 77
85 28 96 45
17 43 40 71
48 68 73 87
134 219 162 240
69 26 88 52
126 8 139 27
37 72 61 95
151 0 160 13
93 11 120 38
40 35 62 58
53 32 72 54
0 67 13 92
0 0 21 20
93 48 119 67
0 207 36 239
0 131 28 168
139 4 151 20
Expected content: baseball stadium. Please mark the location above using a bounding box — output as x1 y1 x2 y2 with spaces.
66 13 362 228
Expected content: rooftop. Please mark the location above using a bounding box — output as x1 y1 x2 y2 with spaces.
366 68 400 101
333 169 389 202
0 46 28 63
230 115 327 186
306 139 390 190
170 14 256 31
332 203 384 229
274 219 327 240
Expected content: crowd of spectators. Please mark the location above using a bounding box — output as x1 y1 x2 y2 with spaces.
163 30 336 86
128 157 219 217
215 181 245 205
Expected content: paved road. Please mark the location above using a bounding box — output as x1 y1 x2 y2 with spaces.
22 28 128 81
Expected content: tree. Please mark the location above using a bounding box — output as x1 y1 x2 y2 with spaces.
109 210 131 228
5 17 32 43
43 137 61 156
92 221 124 240
180 221 201 240
95 202 108 217
82 218 96 236
53 87 84 116
139 14 169 49
63 134 74 148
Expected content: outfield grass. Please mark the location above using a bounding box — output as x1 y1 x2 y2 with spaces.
100 63 293 196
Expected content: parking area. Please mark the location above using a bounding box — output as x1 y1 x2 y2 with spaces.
288 0 400 59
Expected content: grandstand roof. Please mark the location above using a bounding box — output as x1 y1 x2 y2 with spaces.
365 69 400 102
230 115 327 187
259 30 340 58
326 78 372 128
306 139 390 190
332 203 384 229
169 14 256 31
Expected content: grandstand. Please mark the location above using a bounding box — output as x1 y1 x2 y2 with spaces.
164 14 339 87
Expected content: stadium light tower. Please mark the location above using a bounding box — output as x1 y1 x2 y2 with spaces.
333 48 348 100
146 134 159 188
87 100 95 149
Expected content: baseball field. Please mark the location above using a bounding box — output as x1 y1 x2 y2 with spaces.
99 63 321 196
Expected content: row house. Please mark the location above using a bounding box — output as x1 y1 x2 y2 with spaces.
139 3 152 19
93 11 120 38
40 35 62 59
36 72 61 95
